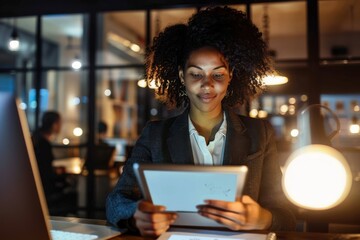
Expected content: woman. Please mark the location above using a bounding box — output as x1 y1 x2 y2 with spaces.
106 6 296 236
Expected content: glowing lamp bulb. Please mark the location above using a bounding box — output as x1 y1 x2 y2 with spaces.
71 58 82 70
73 127 83 137
282 145 352 210
349 124 359 134
9 39 20 51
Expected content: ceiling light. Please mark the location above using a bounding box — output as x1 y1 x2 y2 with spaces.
71 56 82 70
262 73 288 86
8 28 20 51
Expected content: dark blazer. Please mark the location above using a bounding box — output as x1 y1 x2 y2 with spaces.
106 109 296 231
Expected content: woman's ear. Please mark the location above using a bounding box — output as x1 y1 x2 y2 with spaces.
178 68 185 84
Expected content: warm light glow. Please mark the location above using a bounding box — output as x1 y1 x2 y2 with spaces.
301 95 308 102
72 165 82 174
262 74 288 86
8 39 20 51
290 129 299 138
104 89 111 97
130 43 141 52
349 124 360 134
249 109 258 118
258 110 268 118
107 32 142 53
354 105 360 112
280 104 288 114
73 127 83 137
62 138 70 145
148 79 159 89
288 105 296 115
137 79 147 88
289 97 296 105
71 59 82 70
283 145 352 210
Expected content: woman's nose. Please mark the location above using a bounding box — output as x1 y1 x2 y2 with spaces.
201 75 214 88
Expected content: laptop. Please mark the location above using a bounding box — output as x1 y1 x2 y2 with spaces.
133 163 248 228
0 93 125 240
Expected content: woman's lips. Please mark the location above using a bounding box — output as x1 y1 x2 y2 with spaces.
198 93 216 103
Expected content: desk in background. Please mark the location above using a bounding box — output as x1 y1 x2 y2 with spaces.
53 157 85 174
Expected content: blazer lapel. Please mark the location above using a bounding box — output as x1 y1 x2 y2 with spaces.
167 110 194 164
223 109 251 165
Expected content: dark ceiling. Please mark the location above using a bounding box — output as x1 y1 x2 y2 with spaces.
0 0 301 17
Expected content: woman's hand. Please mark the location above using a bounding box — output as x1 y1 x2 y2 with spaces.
197 195 272 231
134 200 178 237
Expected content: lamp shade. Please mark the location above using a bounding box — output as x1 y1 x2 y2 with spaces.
282 144 352 210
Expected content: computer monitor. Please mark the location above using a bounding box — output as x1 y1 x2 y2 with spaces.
0 93 123 239
0 93 51 239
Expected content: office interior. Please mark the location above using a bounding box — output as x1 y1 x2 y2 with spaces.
0 0 360 234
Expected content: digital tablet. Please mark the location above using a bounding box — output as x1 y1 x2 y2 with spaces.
133 163 248 227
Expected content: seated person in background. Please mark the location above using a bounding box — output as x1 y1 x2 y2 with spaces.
32 111 62 198
98 121 109 146
32 111 75 215
106 6 296 237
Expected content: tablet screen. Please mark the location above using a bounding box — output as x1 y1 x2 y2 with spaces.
144 170 238 212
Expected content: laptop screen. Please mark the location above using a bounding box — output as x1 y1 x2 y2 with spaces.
0 93 51 239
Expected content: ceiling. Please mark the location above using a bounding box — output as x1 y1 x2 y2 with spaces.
1 1 359 47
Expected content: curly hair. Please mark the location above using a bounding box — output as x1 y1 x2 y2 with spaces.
146 6 270 108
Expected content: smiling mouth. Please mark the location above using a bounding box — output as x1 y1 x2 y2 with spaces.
198 94 216 103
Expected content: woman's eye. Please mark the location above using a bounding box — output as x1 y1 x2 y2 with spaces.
190 73 203 79
213 73 225 79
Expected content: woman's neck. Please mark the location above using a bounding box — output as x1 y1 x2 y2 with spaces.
189 108 224 144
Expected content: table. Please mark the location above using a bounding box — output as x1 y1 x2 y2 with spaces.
53 217 360 240
53 157 85 174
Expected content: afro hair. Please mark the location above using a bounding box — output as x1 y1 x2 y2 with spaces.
146 6 270 108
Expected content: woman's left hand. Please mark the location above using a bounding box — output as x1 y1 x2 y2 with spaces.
197 195 272 231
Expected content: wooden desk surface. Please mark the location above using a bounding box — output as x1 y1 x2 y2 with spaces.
52 217 360 240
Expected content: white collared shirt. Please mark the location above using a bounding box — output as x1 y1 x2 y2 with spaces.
188 113 227 165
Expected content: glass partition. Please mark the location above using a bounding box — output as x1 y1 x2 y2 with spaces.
251 1 307 60
97 11 145 65
42 14 86 68
0 17 37 69
151 8 196 41
319 0 360 61
41 70 88 145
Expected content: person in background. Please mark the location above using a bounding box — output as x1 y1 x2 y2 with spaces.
98 121 109 145
32 111 62 198
106 6 296 237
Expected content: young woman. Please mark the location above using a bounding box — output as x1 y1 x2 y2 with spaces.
106 6 296 237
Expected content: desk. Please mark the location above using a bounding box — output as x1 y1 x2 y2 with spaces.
53 157 84 174
53 217 360 240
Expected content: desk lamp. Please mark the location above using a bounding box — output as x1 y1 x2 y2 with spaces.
282 105 352 210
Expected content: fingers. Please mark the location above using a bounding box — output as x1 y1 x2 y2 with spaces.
138 200 166 213
134 200 177 237
198 205 246 227
201 199 246 214
198 210 244 231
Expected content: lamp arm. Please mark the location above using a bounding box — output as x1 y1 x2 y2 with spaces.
300 104 340 140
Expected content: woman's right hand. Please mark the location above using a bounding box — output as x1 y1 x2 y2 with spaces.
134 200 178 237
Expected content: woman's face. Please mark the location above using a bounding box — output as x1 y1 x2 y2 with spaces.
179 47 231 115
